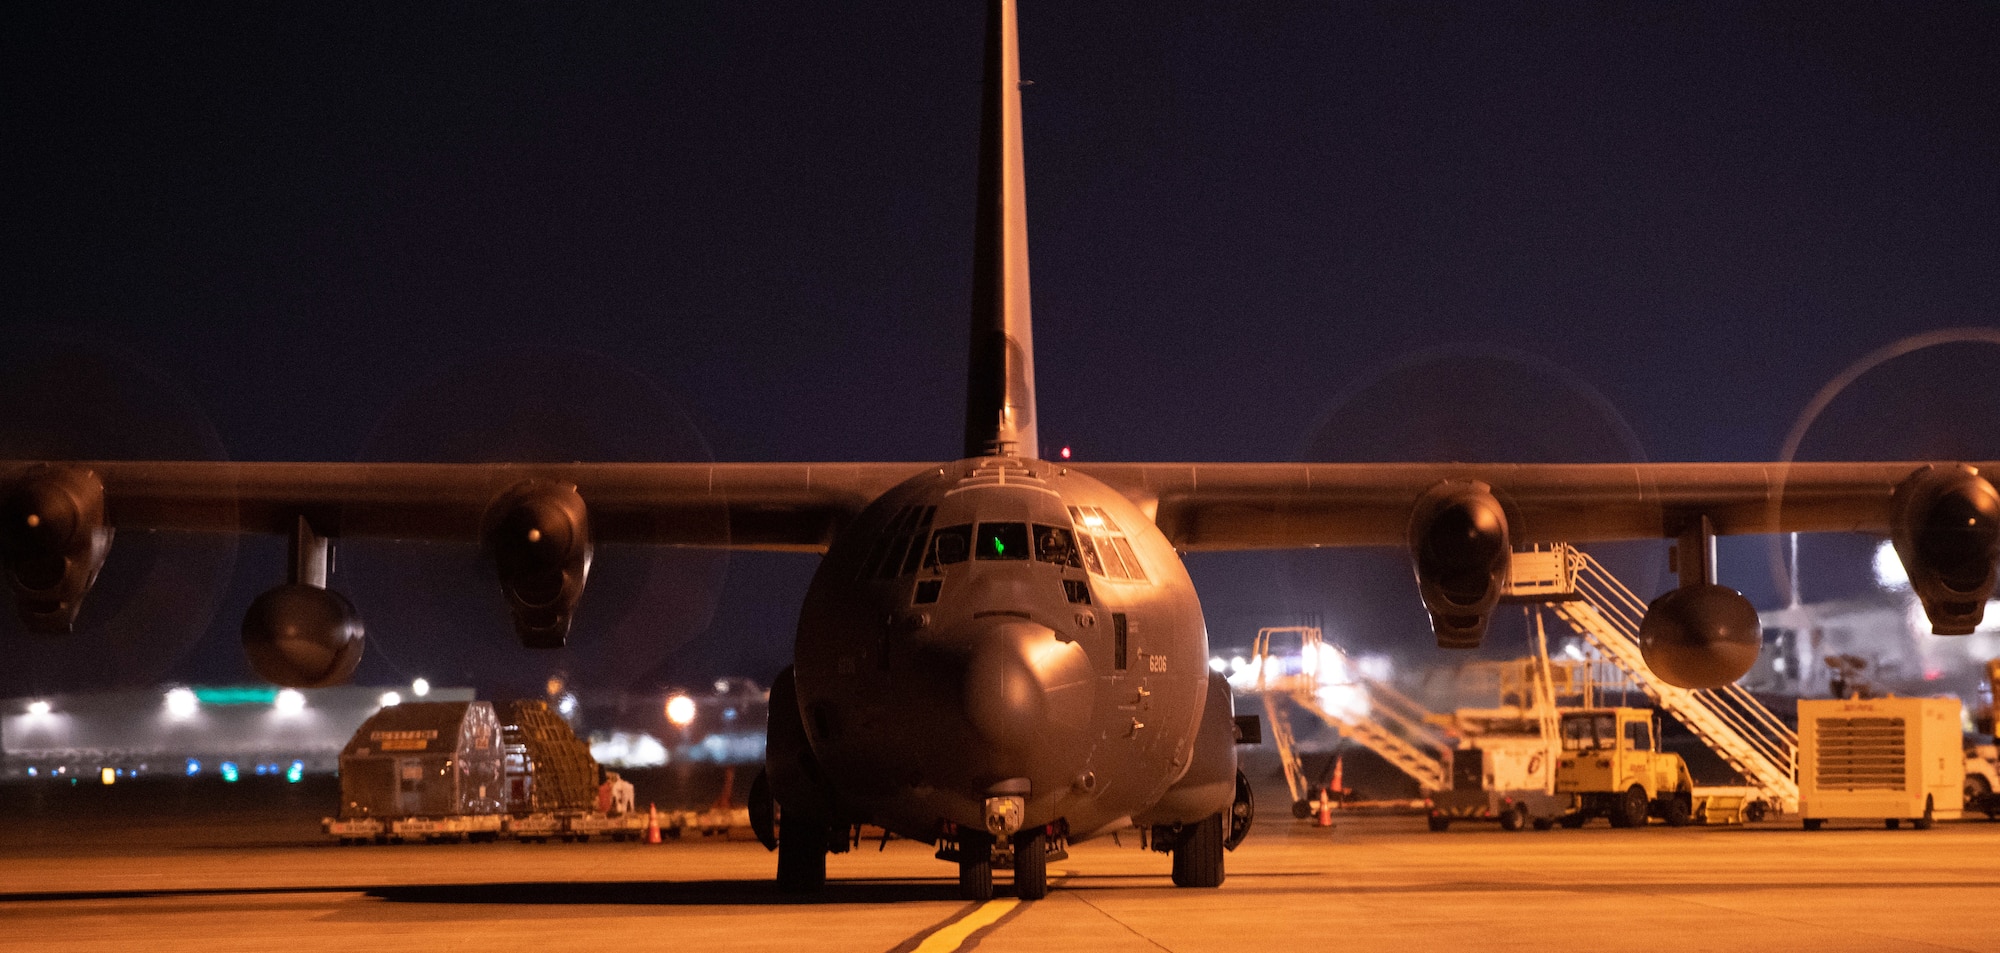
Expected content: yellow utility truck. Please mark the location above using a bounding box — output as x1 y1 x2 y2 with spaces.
1798 696 1964 830
1553 708 1694 828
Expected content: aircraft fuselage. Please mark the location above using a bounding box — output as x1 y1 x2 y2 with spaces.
788 456 1215 844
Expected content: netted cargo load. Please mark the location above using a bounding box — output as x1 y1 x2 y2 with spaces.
503 699 600 813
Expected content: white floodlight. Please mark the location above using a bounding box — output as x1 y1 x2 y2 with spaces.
165 688 198 719
1874 539 1910 591
379 691 402 708
665 693 697 728
274 689 306 715
27 700 51 717
412 677 431 697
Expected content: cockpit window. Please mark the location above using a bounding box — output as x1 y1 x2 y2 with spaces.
975 522 1030 560
1064 506 1148 582
927 525 972 566
862 505 936 580
896 507 936 576
1075 533 1105 575
1034 524 1081 567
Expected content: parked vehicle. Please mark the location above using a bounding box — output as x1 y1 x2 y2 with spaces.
1553 708 1694 828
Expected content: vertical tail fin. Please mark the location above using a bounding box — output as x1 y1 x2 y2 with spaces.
963 0 1039 460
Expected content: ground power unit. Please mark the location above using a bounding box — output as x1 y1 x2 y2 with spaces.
1798 697 1964 830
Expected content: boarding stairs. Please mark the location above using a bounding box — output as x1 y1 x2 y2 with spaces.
1252 626 1452 799
1508 545 1799 814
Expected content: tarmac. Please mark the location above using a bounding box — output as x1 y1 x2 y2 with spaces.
6 793 2000 953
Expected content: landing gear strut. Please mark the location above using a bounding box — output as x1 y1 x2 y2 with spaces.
776 815 827 894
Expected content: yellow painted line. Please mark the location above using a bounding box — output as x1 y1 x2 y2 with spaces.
910 898 1020 953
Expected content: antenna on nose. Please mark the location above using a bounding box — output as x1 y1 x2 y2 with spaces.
963 0 1039 461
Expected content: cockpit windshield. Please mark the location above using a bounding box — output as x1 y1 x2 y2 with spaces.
974 522 1029 560
926 525 971 566
1034 524 1082 567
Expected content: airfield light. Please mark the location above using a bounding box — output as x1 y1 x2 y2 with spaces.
1060 446 1072 460
101 767 115 785
557 693 578 718
274 689 306 715
27 700 51 716
165 687 198 719
715 678 730 694
1874 540 1910 591
185 759 201 777
1208 657 1227 673
412 677 431 697
379 691 402 708
287 761 305 783
665 694 697 728
220 762 239 783
26 767 36 777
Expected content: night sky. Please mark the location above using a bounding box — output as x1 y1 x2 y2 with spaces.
4 2 1998 699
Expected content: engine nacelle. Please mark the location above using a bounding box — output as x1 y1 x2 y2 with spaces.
0 465 113 633
241 583 365 687
484 480 592 648
1891 464 2000 635
1637 583 1761 690
1408 481 1510 649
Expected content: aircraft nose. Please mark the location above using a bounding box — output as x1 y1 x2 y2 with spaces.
931 616 1095 755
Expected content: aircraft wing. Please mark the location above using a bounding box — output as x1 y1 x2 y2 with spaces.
1076 460 1999 550
0 460 932 551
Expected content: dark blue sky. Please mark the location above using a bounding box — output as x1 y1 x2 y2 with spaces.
5 1 1998 697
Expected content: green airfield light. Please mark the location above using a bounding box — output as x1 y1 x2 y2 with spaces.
286 761 304 783
220 761 239 783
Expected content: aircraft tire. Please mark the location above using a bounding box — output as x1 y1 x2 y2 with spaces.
1171 814 1225 888
1013 832 1048 900
776 816 827 894
960 846 994 901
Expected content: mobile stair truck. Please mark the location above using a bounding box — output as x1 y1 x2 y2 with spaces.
1798 696 1965 830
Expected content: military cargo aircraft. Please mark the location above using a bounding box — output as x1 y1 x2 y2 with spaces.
3 0 1996 901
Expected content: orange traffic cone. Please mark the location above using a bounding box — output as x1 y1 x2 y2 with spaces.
1330 754 1345 801
1315 786 1334 827
646 803 662 844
